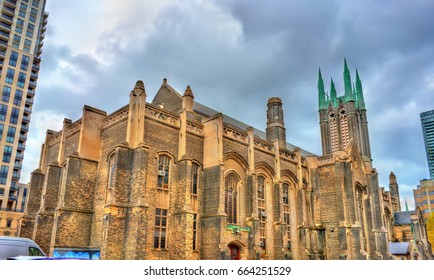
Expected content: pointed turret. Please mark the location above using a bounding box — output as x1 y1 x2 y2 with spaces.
318 68 327 110
135 80 145 90
266 97 286 148
355 69 366 110
344 58 354 102
389 171 401 211
389 171 397 185
329 78 336 108
182 85 194 113
126 80 147 148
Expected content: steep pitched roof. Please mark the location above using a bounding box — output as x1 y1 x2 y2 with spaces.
152 81 316 157
389 242 410 255
394 211 413 225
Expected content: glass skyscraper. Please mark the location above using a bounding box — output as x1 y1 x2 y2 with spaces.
0 0 47 236
421 109 434 179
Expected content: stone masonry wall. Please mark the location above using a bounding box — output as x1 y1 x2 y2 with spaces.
52 156 98 253
90 120 127 249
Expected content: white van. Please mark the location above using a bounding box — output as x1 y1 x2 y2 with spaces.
0 236 45 259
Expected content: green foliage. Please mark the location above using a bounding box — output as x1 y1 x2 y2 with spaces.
426 212 434 251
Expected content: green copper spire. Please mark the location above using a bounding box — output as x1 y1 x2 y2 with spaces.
318 68 327 110
355 69 366 110
330 78 337 108
343 58 354 102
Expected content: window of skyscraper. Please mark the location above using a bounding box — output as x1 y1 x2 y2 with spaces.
20 3 28 13
12 35 21 48
10 108 19 124
16 18 24 27
6 127 15 143
13 90 23 106
15 26 23 34
2 86 11 103
32 0 40 8
0 124 4 140
9 51 18 67
2 146 12 163
17 72 26 88
6 68 15 84
24 39 32 52
27 23 34 31
20 55 29 71
0 105 7 121
30 8 38 17
19 9 26 18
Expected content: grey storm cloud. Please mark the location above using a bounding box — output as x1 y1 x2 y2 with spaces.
22 0 434 209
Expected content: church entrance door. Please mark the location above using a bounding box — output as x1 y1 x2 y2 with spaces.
229 244 241 260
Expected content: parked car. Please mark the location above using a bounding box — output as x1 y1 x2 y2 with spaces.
0 236 45 259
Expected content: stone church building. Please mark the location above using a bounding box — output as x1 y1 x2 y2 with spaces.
19 61 401 260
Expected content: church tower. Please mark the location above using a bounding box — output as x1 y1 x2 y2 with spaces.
318 59 372 159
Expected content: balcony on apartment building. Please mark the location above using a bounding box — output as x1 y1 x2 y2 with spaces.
0 13 13 25
4 0 17 9
0 29 9 41
2 5 16 17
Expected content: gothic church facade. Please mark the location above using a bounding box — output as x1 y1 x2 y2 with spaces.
20 61 398 260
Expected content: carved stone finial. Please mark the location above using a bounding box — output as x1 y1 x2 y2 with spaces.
183 85 194 97
135 80 145 90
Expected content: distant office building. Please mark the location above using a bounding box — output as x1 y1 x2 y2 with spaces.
0 182 28 236
414 179 434 219
0 0 48 232
421 110 434 179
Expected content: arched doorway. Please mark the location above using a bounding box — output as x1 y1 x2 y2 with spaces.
228 243 241 260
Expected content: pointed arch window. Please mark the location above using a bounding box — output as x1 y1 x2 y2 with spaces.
355 185 367 250
106 153 116 203
282 182 291 249
190 162 199 250
190 163 199 212
329 110 339 152
108 154 115 189
155 154 171 249
157 155 171 190
339 108 349 148
257 175 266 251
225 173 239 224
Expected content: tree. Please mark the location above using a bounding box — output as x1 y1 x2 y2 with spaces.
426 212 434 252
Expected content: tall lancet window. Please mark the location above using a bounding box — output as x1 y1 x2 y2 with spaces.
257 176 267 252
282 182 291 250
225 173 239 224
190 163 199 250
106 153 116 203
154 154 171 249
329 111 339 152
355 185 367 250
339 108 349 149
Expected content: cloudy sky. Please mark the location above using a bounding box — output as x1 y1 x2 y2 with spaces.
22 0 434 209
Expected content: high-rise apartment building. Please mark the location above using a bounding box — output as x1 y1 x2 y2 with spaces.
0 0 48 235
421 110 434 179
